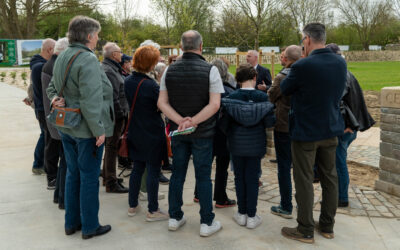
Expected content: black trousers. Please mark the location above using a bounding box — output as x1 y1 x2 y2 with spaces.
103 118 124 187
292 137 338 236
40 111 58 182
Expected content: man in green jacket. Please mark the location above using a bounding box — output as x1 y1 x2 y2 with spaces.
46 16 114 240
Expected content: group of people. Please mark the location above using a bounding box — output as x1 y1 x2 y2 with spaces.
26 15 374 243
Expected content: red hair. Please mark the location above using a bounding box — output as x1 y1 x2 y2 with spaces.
133 45 160 73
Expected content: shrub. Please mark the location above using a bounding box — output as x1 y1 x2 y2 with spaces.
0 72 5 81
10 71 16 83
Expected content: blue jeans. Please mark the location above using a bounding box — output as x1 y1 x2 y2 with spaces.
274 130 293 212
129 160 160 212
336 131 357 202
232 155 261 217
169 137 215 225
33 110 45 169
60 132 104 235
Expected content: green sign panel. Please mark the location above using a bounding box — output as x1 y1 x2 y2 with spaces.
0 39 16 66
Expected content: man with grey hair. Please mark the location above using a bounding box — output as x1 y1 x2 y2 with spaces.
280 23 347 243
41 37 69 207
30 38 55 178
246 50 271 91
101 42 129 193
158 30 224 237
268 45 302 220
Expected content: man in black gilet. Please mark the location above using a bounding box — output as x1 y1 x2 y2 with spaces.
158 30 224 237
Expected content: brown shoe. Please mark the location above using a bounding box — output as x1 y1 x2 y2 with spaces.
315 222 334 239
281 227 314 244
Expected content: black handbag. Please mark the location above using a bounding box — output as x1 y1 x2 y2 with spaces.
47 51 83 129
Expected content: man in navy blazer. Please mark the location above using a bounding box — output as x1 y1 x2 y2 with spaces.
279 23 347 244
246 50 272 91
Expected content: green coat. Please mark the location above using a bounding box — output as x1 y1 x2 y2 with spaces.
47 43 115 138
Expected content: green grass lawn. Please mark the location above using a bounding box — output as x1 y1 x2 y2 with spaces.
229 61 400 91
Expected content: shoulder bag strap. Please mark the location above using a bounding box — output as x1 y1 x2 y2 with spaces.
122 78 146 137
58 51 83 97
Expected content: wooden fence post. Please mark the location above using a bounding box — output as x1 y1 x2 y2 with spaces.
271 50 275 80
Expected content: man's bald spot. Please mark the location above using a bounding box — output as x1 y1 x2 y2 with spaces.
285 45 302 62
248 50 258 58
41 38 56 52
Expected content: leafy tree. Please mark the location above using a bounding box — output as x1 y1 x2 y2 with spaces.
335 0 392 50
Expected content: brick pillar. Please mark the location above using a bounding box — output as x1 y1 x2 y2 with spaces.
375 87 400 197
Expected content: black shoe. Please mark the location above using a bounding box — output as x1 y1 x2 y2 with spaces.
59 203 65 210
269 159 277 163
53 197 59 204
47 179 56 190
65 224 82 235
338 201 349 207
106 183 129 193
159 173 169 185
161 164 172 173
82 225 111 239
215 199 236 208
117 178 124 184
313 178 320 184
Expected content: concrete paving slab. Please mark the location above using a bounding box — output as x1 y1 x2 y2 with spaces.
0 82 399 249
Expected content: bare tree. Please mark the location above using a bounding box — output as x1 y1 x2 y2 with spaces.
283 0 329 32
152 0 173 44
394 0 400 18
229 0 277 50
335 0 392 50
114 0 137 46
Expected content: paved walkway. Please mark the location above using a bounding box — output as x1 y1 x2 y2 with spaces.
1 82 399 250
348 127 380 168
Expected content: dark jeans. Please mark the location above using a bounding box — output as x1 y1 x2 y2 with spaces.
43 126 60 182
60 132 104 235
336 132 357 202
33 110 45 169
274 130 293 212
231 155 261 217
292 137 338 236
103 118 124 187
54 146 67 205
169 137 215 225
129 160 160 212
193 153 230 203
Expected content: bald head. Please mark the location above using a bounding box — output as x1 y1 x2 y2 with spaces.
181 30 202 52
284 45 302 67
103 42 122 63
41 38 56 60
246 50 259 67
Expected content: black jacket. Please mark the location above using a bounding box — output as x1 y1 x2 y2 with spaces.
30 54 47 112
102 58 129 120
255 64 272 90
124 72 166 165
220 92 276 157
281 48 346 142
341 71 375 132
213 82 236 156
165 52 215 138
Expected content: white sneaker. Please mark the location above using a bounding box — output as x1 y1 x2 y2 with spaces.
246 215 262 229
200 220 222 237
168 216 186 231
128 206 139 217
233 212 247 226
146 209 169 222
139 191 165 201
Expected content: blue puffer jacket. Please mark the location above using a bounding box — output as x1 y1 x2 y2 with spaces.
220 98 276 157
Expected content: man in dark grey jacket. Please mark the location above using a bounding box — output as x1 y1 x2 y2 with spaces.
101 42 129 193
41 37 69 208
